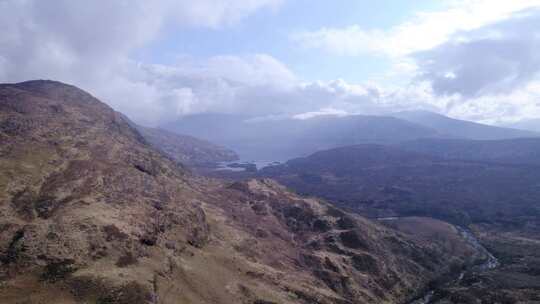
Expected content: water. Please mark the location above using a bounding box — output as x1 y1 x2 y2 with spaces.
456 226 500 270
214 160 283 171
407 226 500 304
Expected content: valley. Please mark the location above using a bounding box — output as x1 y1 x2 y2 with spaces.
1 81 539 303
185 134 540 303
0 81 484 304
3 1 540 303
252 144 540 303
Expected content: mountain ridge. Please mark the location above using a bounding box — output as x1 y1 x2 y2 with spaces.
164 111 538 162
392 110 539 140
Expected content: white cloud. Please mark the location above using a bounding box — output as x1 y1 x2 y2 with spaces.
0 0 285 125
291 1 540 123
118 55 298 124
415 8 540 97
2 0 540 125
293 108 348 120
446 81 540 124
293 0 540 57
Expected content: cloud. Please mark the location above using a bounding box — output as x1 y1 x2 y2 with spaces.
293 108 348 120
291 1 540 123
293 0 540 57
415 8 540 97
0 0 284 125
170 0 285 28
2 0 540 125
121 55 298 123
0 0 433 126
443 81 540 124
132 64 391 121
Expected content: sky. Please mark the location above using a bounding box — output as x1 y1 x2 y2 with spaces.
1 0 540 126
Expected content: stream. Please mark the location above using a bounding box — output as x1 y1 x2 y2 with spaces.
408 226 500 304
375 217 499 304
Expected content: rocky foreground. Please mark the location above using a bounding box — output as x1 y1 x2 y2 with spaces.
0 81 478 304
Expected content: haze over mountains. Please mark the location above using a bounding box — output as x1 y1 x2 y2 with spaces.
136 126 239 166
163 111 538 162
503 118 540 133
392 111 539 140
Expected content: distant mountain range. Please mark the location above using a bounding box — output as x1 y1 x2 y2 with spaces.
163 111 539 162
502 118 540 133
392 110 539 140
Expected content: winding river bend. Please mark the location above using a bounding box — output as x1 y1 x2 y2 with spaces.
376 217 499 304
409 226 499 304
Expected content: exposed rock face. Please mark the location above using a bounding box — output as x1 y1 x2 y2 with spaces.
213 179 458 303
0 81 474 304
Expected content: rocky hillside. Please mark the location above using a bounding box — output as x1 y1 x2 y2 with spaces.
260 144 540 303
0 80 477 304
136 126 238 166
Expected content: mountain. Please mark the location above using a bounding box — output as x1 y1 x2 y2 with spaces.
165 111 539 163
392 110 539 140
260 144 540 302
136 126 238 166
0 80 473 304
261 144 540 225
503 118 540 133
398 137 540 165
164 113 443 161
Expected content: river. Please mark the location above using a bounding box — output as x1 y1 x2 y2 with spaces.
375 217 499 304
408 225 500 304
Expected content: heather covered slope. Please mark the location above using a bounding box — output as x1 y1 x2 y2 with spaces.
0 81 476 304
137 125 239 166
261 144 540 225
0 80 211 302
397 137 540 165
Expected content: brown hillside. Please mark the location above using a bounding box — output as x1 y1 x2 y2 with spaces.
0 81 476 304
